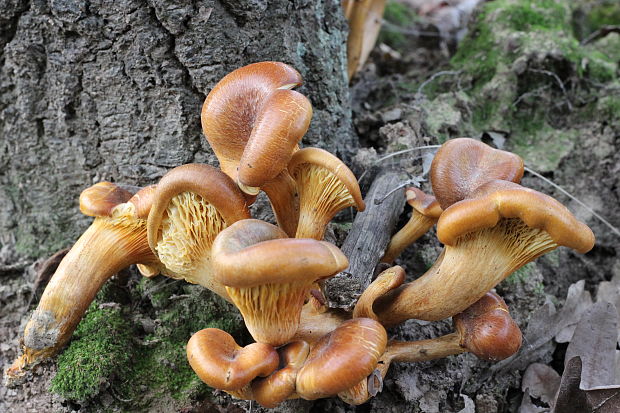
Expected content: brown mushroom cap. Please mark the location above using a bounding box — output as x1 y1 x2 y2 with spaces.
79 182 133 217
430 138 524 210
201 61 307 186
288 147 365 239
146 164 250 298
187 328 279 391
437 180 595 253
381 188 442 263
128 184 157 220
453 292 522 361
251 341 310 408
212 219 348 345
295 318 387 400
237 89 312 190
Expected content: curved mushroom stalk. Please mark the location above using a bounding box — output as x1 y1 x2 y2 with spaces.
201 61 312 201
147 164 250 300
6 183 159 382
296 318 387 401
381 188 443 263
374 180 595 326
187 328 280 392
293 298 349 345
211 219 349 346
288 148 365 240
340 292 522 405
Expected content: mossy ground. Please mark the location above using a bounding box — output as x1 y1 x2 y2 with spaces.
50 273 244 411
419 0 619 166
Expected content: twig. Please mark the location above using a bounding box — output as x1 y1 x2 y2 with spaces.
417 70 462 95
524 166 620 238
581 25 620 45
527 69 573 110
512 84 551 107
358 145 441 182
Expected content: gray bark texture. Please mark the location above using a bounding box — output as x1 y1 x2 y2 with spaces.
0 0 355 258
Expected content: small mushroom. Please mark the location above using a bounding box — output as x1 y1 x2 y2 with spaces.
146 164 250 300
340 292 521 405
187 328 279 391
374 179 595 325
211 219 348 346
295 318 387 400
430 137 524 210
288 147 365 240
381 188 442 264
6 182 160 381
251 341 310 408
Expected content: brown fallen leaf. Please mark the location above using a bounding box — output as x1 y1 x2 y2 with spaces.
521 363 561 405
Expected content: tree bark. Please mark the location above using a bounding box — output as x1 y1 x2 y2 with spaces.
0 0 355 258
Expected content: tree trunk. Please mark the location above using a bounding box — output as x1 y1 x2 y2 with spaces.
0 0 355 258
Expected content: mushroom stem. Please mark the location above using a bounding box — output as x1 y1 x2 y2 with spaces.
375 218 557 325
261 170 300 237
6 208 155 381
381 212 436 263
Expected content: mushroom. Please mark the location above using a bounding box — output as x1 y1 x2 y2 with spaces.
343 0 388 80
374 179 595 325
431 137 524 210
6 182 160 381
288 147 365 240
146 164 250 300
186 328 279 392
295 318 387 400
201 61 312 236
381 188 443 264
211 219 349 346
340 292 522 405
251 340 310 408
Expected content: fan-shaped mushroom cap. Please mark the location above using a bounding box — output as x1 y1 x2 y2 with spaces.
374 180 594 325
453 292 522 361
437 180 595 253
212 219 348 345
146 164 250 299
6 183 159 382
252 340 310 408
201 61 310 190
295 318 387 400
381 188 442 263
187 328 279 391
430 138 524 210
288 147 365 240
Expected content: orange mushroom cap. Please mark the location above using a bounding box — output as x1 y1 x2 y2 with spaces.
211 219 348 345
430 138 524 210
437 179 595 253
187 328 279 391
295 318 387 400
201 61 311 193
453 292 522 361
79 181 133 218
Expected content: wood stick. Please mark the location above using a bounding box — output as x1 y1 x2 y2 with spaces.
325 170 407 310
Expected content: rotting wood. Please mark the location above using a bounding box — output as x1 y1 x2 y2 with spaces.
325 170 407 310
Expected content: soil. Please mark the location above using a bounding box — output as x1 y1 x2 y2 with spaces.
1 0 619 412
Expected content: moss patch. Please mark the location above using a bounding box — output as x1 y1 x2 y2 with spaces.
50 275 244 410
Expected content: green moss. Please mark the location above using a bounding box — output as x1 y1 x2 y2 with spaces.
588 2 620 31
378 1 419 51
51 304 133 401
505 262 537 284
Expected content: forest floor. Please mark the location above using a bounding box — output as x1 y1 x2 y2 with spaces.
1 0 620 412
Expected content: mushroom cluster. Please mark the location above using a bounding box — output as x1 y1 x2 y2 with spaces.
6 64 595 409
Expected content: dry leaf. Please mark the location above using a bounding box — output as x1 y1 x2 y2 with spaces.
521 363 561 404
